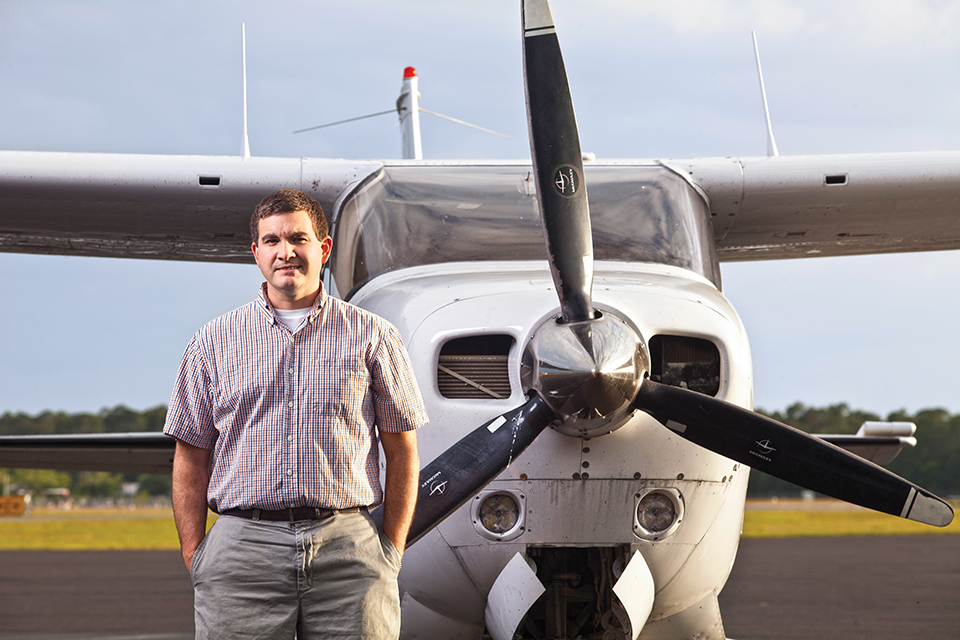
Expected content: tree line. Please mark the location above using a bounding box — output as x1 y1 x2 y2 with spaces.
2 403 958 500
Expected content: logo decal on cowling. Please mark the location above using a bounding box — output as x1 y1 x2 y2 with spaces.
553 165 580 197
429 480 447 496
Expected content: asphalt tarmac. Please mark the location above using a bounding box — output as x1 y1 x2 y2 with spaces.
1 536 957 639
717 535 960 640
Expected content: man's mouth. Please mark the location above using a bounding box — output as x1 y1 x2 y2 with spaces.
276 264 301 273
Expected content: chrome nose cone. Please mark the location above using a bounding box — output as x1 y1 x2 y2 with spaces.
521 311 648 437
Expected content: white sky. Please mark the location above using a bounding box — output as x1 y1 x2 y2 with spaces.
1 0 960 416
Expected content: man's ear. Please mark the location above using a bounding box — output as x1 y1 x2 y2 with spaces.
251 241 260 264
321 236 333 263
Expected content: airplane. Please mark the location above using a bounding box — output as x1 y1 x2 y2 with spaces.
0 1 957 639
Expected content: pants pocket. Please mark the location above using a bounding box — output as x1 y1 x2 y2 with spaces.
376 527 402 572
190 519 216 585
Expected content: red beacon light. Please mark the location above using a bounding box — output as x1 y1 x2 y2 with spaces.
404 66 417 78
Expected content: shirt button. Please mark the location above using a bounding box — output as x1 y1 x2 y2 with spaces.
288 401 294 408
288 368 294 374
286 470 293 476
287 435 293 442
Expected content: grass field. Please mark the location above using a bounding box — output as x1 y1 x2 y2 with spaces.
1 499 957 549
0 507 210 550
742 499 960 538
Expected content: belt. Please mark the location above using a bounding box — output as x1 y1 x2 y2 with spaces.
220 506 363 522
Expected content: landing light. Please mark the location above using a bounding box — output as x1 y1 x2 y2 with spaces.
480 494 519 533
473 490 526 541
634 489 684 540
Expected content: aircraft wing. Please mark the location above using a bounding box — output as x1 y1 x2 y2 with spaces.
0 432 175 474
0 150 382 262
817 435 916 466
679 151 960 261
4 150 960 265
817 421 918 466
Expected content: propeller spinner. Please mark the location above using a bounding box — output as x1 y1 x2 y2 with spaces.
393 0 952 547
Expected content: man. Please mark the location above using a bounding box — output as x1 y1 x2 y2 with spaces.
164 189 427 639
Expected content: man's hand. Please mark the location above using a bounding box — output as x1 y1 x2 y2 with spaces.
379 430 419 557
172 439 212 574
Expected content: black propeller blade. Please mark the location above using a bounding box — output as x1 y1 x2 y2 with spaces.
634 381 954 527
522 0 594 324
378 394 555 547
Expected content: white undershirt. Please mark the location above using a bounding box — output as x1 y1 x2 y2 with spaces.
274 307 310 333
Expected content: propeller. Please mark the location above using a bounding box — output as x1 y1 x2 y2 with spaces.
517 0 951 527
390 0 953 545
388 0 953 546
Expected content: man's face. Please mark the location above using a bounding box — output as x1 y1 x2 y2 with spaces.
251 210 332 309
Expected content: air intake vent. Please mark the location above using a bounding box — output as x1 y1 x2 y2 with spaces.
438 335 514 400
649 335 721 396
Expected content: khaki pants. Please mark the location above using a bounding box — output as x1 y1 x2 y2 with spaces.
191 509 402 639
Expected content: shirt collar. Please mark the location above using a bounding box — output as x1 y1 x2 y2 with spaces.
256 282 327 326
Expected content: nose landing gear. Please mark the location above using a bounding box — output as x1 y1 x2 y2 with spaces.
517 546 634 640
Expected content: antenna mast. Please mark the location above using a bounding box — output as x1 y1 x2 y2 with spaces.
241 23 251 159
752 31 779 157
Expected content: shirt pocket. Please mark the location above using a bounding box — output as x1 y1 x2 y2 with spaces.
309 357 369 419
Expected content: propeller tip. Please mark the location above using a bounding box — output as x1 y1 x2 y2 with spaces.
905 492 954 527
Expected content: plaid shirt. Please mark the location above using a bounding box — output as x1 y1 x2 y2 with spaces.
164 284 428 512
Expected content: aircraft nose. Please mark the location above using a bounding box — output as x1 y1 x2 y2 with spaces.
521 311 648 437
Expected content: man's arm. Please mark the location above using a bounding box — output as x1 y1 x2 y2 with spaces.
172 439 212 574
379 429 420 557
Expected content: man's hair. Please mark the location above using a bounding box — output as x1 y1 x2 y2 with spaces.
250 189 328 243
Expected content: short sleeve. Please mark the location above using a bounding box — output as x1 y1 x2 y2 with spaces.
163 335 218 449
369 324 429 433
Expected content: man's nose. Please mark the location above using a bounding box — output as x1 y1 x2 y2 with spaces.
280 240 296 259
